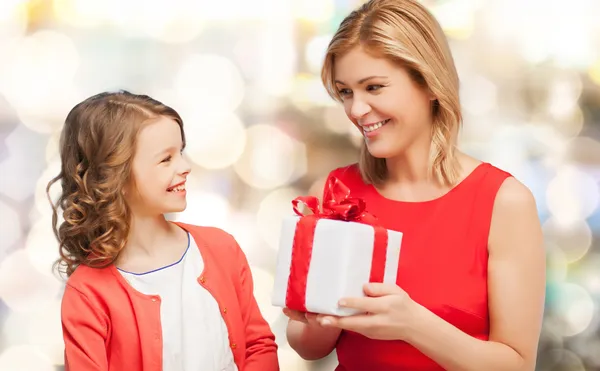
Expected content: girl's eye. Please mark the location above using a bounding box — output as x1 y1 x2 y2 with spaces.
367 85 384 91
161 156 172 163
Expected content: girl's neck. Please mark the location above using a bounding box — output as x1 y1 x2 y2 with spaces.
124 214 175 257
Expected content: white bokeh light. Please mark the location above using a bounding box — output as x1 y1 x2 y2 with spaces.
256 187 302 251
184 112 247 170
0 200 21 255
0 250 62 313
0 30 81 134
27 300 64 365
173 191 231 230
0 345 55 371
546 165 600 225
250 266 279 325
174 54 245 114
543 218 592 264
234 125 307 189
25 219 61 278
552 283 595 337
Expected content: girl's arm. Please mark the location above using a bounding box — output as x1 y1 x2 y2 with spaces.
62 285 109 371
233 239 279 371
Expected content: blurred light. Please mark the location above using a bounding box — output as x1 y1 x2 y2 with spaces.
545 243 568 283
0 200 21 255
305 35 331 74
566 136 600 165
547 75 582 120
0 345 55 371
26 300 63 365
44 130 61 164
292 0 334 22
184 112 246 170
323 106 353 135
538 349 586 371
173 54 245 114
589 59 600 86
291 74 336 109
256 187 302 251
222 212 262 258
348 127 364 148
53 0 107 28
0 30 81 134
34 159 62 218
308 176 328 198
543 218 592 264
430 0 478 40
460 75 497 115
258 16 297 96
234 125 307 189
0 126 47 202
0 250 62 313
0 0 28 42
277 347 309 371
131 1 205 44
3 310 30 346
553 107 584 139
250 266 279 325
484 0 597 68
173 191 231 230
25 219 60 278
546 165 600 225
552 283 595 337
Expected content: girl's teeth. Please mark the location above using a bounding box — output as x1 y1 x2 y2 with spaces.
169 185 185 192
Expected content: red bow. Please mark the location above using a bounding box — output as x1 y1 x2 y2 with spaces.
285 176 388 312
292 176 370 222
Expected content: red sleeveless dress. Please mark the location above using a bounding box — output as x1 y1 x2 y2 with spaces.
328 162 512 371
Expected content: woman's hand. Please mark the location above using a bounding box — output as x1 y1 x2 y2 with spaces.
317 282 420 341
282 308 323 327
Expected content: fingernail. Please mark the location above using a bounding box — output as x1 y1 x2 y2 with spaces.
321 318 331 326
338 300 346 307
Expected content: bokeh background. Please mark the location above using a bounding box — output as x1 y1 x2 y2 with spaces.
1 0 599 370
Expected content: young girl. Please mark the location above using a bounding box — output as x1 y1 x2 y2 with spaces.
284 0 545 370
48 91 279 371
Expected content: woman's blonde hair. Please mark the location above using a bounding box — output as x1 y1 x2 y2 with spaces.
47 91 185 276
321 0 462 186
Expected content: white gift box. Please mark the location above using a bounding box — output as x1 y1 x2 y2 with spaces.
271 215 403 316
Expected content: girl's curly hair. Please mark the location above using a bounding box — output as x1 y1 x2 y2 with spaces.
47 90 185 277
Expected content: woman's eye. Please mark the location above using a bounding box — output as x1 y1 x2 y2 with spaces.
338 88 352 96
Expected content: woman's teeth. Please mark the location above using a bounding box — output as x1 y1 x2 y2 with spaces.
363 119 390 133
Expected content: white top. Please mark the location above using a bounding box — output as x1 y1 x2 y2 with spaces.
118 234 237 371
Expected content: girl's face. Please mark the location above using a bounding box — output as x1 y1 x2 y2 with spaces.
126 116 191 217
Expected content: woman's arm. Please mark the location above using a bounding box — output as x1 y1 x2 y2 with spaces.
285 311 342 360
399 177 546 370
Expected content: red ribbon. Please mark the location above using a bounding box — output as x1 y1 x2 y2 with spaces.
285 176 388 312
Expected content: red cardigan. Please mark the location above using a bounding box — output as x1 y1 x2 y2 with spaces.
61 223 279 371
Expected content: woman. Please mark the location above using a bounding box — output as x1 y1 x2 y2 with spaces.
283 0 545 370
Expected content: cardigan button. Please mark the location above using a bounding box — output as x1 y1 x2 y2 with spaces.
223 307 227 314
230 343 237 349
199 276 206 284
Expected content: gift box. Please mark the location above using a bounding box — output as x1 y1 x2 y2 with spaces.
271 177 403 316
